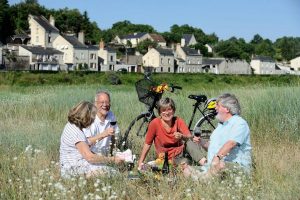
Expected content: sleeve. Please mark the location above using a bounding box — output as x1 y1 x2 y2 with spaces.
83 126 93 138
228 120 249 145
144 119 157 145
177 117 192 137
65 124 87 146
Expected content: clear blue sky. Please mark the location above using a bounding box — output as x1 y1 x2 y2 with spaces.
8 0 300 42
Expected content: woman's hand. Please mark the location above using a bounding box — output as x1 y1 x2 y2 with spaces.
173 131 183 140
113 156 124 164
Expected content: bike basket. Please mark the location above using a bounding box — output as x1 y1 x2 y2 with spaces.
135 78 162 107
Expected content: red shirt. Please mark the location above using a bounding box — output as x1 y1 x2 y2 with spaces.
145 117 191 160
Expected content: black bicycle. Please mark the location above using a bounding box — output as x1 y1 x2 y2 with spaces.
118 75 218 150
118 74 181 150
186 94 218 140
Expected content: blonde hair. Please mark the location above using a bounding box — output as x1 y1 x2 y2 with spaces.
68 101 97 130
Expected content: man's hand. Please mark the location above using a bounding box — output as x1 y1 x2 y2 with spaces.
192 136 201 143
209 156 225 175
104 127 115 137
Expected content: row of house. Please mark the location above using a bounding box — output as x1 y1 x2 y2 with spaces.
1 15 299 75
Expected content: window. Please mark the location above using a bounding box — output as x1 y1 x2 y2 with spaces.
110 55 113 62
48 32 51 43
90 53 96 59
168 58 170 64
161 67 163 72
168 67 170 72
161 58 163 64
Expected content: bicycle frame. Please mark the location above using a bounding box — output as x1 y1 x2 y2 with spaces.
187 96 217 133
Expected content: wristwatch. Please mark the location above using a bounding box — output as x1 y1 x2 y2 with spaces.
216 155 222 160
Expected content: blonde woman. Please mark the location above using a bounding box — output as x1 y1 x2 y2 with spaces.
59 101 124 178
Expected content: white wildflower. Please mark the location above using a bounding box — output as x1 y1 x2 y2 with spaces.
95 195 102 200
25 145 32 153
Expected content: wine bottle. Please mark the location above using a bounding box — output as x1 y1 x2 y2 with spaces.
161 152 169 175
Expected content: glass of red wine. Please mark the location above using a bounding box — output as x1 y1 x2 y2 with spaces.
110 121 117 126
194 126 201 137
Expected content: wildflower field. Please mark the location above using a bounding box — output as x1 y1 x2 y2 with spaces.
1 74 300 199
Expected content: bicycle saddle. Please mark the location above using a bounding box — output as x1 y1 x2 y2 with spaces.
188 95 207 102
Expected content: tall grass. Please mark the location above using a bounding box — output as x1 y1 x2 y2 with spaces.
0 83 300 199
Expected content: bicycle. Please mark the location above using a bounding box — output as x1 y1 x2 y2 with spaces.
186 94 218 140
118 74 181 151
118 74 218 151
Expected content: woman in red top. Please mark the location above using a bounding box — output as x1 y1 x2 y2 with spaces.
138 97 194 169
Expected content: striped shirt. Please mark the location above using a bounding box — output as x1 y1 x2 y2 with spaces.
59 122 89 171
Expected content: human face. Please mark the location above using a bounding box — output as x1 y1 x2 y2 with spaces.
215 102 230 123
95 93 110 118
160 106 174 122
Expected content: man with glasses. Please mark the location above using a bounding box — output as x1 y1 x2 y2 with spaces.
83 90 119 157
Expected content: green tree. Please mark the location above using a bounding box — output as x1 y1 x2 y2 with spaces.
109 20 155 39
136 39 157 55
255 39 275 58
250 34 264 45
0 0 10 43
274 37 300 61
9 0 47 34
214 37 253 61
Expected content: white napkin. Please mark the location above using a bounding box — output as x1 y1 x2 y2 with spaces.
115 149 135 163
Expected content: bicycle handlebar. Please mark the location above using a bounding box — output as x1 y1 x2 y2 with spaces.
168 84 182 93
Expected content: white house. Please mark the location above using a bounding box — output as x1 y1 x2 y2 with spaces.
115 33 151 48
28 15 60 48
202 58 251 74
250 56 281 74
175 44 202 73
98 41 117 71
19 45 63 71
290 56 300 71
143 47 174 73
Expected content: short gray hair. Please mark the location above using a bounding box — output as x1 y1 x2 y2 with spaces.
95 90 111 102
217 93 241 115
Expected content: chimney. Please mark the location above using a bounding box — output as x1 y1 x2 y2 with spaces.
49 15 55 27
181 38 185 47
78 31 85 44
99 39 105 49
148 45 153 52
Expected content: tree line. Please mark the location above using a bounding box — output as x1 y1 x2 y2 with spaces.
1 0 300 62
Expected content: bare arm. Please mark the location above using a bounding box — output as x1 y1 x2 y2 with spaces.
137 143 152 169
76 141 123 164
209 140 237 174
87 127 115 146
192 136 209 150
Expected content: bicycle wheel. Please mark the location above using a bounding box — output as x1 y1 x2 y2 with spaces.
118 113 154 152
193 112 218 140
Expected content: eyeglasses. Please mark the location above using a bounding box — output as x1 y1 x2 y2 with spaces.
160 108 173 114
95 101 110 106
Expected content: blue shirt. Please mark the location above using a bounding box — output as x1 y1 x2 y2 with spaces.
204 115 252 172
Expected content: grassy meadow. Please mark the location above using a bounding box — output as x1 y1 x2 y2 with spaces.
0 72 300 199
